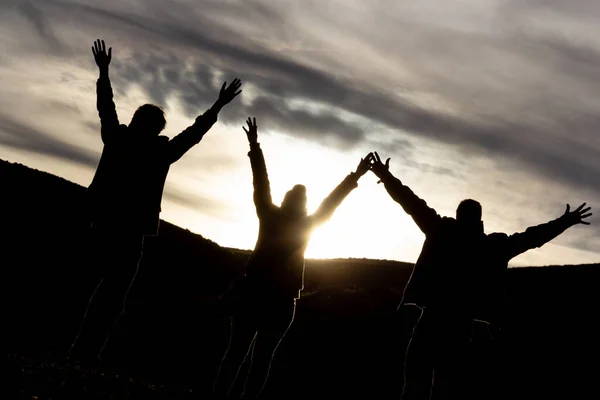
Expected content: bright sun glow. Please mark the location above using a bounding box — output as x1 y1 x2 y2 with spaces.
160 122 427 263
155 112 599 267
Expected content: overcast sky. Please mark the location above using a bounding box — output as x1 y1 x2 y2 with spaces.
1 0 598 265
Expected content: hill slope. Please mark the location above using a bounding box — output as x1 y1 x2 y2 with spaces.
2 159 599 400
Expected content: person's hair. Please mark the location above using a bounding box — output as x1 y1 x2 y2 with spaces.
281 184 307 215
456 199 482 222
130 104 166 135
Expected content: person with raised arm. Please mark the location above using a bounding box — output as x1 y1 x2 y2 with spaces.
368 152 592 400
213 117 374 399
69 39 242 365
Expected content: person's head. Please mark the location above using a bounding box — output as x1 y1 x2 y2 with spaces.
129 104 166 137
281 184 308 216
456 199 483 233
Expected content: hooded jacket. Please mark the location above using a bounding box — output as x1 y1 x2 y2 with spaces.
378 169 573 325
87 75 218 235
245 142 360 299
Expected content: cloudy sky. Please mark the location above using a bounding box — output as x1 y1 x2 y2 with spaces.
1 0 599 266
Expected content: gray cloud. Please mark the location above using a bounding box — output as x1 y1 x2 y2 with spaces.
0 115 97 168
107 48 368 147
15 0 69 56
163 187 228 218
1 0 598 192
82 1 600 193
1 1 599 239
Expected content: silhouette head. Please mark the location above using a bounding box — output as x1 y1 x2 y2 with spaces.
456 199 484 233
129 104 166 137
281 185 307 216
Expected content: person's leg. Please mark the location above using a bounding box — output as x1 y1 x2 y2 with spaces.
69 228 112 363
97 234 145 359
69 231 143 362
430 317 472 400
401 310 435 400
390 305 424 398
213 316 259 399
240 298 296 400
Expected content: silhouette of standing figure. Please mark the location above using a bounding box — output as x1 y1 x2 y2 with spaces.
69 39 242 365
368 152 592 400
213 117 374 399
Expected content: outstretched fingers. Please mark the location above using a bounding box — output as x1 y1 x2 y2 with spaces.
233 79 243 96
221 78 243 102
228 78 242 91
243 117 258 136
564 202 593 225
373 151 381 163
92 39 111 61
580 206 593 224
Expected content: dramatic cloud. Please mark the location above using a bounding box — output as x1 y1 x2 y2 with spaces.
0 0 598 264
0 114 97 168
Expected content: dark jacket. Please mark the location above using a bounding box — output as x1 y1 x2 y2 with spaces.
245 142 359 299
87 75 218 235
378 170 573 324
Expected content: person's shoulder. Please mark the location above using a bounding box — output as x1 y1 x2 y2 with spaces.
487 232 509 241
440 216 456 225
428 216 454 236
109 124 128 138
104 125 128 145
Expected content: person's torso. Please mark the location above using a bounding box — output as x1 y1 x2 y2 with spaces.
245 208 313 297
403 218 509 317
87 128 171 231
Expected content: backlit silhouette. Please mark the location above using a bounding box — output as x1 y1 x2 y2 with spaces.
368 152 592 400
212 117 374 399
69 39 242 364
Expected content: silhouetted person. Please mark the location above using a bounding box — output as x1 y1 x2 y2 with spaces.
213 118 373 399
368 152 592 400
69 39 242 364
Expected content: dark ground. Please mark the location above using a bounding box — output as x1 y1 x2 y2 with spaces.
3 159 600 399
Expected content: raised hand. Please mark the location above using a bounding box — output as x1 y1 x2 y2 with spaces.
369 151 391 182
355 152 375 177
218 78 242 105
92 39 112 70
562 203 593 226
243 117 258 145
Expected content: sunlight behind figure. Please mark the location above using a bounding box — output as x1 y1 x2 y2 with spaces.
213 117 373 400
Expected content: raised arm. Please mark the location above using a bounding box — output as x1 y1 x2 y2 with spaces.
93 39 119 144
502 203 592 260
244 117 273 217
311 153 374 226
166 78 242 163
369 152 441 235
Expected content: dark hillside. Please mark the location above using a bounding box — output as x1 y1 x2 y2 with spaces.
2 159 599 399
